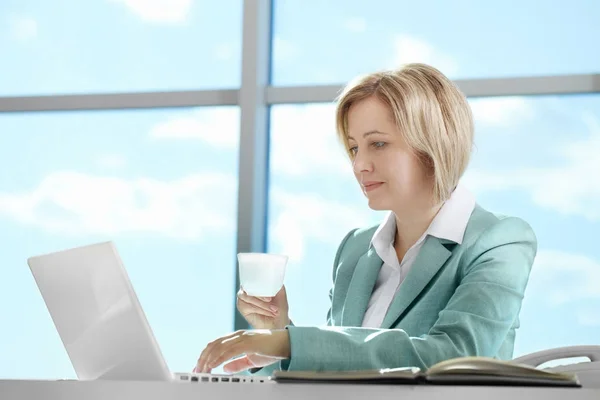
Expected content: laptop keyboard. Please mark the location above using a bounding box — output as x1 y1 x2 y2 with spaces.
175 373 272 384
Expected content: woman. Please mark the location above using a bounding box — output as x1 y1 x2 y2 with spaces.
194 63 537 375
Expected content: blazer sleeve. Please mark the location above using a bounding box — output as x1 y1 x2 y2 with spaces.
282 216 537 371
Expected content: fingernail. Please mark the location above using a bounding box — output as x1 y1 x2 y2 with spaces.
270 305 278 312
261 297 272 302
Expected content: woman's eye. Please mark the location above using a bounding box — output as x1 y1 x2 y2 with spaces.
373 141 386 148
349 146 358 155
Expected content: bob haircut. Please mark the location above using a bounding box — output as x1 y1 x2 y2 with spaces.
335 63 474 204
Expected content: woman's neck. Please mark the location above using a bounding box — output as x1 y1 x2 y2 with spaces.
393 202 443 256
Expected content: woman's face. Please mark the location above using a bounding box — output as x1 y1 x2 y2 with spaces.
346 96 434 212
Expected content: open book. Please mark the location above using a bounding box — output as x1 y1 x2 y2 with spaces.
272 356 581 387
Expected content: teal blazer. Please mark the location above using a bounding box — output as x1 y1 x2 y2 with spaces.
253 204 537 374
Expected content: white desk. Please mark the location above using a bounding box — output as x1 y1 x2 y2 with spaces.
1 380 599 400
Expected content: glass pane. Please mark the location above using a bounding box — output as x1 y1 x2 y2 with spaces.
267 95 600 359
272 0 600 85
0 0 242 95
0 106 239 379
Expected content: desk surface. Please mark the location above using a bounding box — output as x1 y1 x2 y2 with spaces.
1 380 599 400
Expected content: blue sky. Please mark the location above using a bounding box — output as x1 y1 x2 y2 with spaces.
1 0 599 379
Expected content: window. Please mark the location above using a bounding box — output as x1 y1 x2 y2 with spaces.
267 96 600 357
0 106 239 378
272 0 600 85
0 0 242 95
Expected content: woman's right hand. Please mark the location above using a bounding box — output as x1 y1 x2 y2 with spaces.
237 285 290 330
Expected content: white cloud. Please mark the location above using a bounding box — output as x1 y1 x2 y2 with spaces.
343 17 366 33
527 249 600 326
0 171 236 240
463 114 600 221
391 35 458 77
270 104 353 177
269 188 378 263
108 0 192 24
470 97 535 127
9 15 38 41
150 108 239 148
530 250 600 305
96 154 127 169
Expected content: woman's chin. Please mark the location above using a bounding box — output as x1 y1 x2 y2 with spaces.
366 198 388 211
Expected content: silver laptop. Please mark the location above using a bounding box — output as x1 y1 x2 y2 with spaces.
27 241 271 384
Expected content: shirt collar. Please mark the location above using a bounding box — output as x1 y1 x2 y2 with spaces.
370 184 476 250
427 184 476 244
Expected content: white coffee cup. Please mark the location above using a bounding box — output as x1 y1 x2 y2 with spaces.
237 253 288 297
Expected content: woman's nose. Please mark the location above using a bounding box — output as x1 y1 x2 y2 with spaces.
352 152 373 173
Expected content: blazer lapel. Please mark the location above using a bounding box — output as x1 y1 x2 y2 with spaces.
380 236 453 329
341 247 383 327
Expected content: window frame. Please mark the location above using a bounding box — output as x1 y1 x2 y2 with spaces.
1 0 599 331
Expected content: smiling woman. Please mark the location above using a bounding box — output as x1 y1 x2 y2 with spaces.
0 106 240 379
196 63 540 375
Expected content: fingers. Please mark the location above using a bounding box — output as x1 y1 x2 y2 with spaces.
205 342 245 373
196 331 238 373
237 291 279 317
196 331 285 375
197 331 249 373
196 339 216 373
238 287 272 302
223 355 255 374
238 288 272 303
238 297 278 318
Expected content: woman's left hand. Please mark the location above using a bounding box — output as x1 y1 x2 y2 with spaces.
194 329 291 374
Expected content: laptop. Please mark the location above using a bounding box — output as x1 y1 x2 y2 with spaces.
27 241 272 384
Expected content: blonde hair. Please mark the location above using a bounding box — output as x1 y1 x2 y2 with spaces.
335 63 474 204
